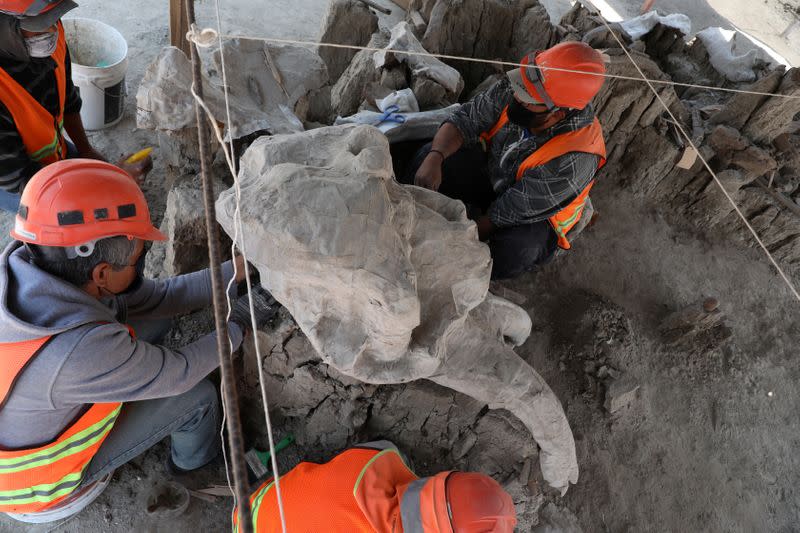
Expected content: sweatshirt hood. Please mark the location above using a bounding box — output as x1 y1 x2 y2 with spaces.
0 241 119 343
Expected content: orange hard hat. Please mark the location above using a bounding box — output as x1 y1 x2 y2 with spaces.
507 41 606 110
10 159 166 250
0 0 72 17
401 471 516 533
447 472 516 532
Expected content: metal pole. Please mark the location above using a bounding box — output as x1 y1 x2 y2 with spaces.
184 1 253 531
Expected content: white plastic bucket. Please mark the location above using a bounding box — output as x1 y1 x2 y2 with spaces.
62 18 128 130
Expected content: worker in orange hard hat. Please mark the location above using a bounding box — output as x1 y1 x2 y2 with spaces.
405 41 608 280
0 0 150 214
233 441 517 533
0 160 278 523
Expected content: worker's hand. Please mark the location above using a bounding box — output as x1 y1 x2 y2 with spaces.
118 153 153 184
476 215 495 241
414 153 443 191
229 284 278 334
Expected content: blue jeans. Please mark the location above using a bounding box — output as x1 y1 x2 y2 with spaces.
0 141 79 213
80 318 222 485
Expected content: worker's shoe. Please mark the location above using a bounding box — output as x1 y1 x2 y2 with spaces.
164 453 223 484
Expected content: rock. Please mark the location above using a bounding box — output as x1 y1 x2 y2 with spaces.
709 69 784 129
408 0 438 20
707 125 750 154
374 21 464 104
422 0 546 92
744 68 800 144
317 0 378 84
593 51 683 163
380 67 408 91
604 376 640 413
144 175 230 279
533 503 583 533
294 85 333 125
136 47 199 133
730 146 777 178
331 31 388 117
703 298 720 312
685 170 746 228
607 126 680 195
408 9 427 36
217 124 579 493
411 76 449 109
209 38 328 138
137 41 328 143
511 2 558 60
452 429 478 460
707 125 777 179
559 2 603 35
660 299 733 351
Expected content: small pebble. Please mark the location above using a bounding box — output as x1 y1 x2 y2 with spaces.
767 391 774 397
703 297 720 313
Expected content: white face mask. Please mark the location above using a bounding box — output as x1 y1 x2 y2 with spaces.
25 28 59 58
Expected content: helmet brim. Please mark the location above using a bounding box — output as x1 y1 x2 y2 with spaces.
506 68 545 106
139 226 168 243
19 0 77 32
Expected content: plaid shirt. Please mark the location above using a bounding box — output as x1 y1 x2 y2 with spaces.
446 78 601 228
0 49 82 193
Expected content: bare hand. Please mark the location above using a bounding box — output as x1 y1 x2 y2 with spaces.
118 153 153 185
414 153 443 191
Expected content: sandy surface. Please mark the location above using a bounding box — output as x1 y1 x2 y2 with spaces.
1 1 798 532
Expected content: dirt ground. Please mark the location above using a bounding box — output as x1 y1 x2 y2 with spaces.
1 1 799 532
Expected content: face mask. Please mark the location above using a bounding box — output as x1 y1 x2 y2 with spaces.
122 251 147 294
24 28 58 58
507 99 553 130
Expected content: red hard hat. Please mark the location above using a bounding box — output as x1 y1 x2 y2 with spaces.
508 41 606 110
0 0 68 17
404 471 516 533
447 472 516 533
10 159 166 248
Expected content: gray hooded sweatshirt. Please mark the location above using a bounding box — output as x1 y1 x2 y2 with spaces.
0 242 243 449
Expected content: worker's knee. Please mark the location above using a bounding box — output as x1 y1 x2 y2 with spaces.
490 222 557 280
177 379 220 432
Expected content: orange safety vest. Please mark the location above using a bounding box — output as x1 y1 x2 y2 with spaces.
0 21 69 166
480 106 607 250
235 446 419 533
0 330 123 514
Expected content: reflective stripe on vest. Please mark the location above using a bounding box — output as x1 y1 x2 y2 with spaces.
480 106 607 250
0 328 124 514
0 21 68 166
235 446 419 533
398 472 454 533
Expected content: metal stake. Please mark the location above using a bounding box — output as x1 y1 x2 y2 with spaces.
185 0 253 530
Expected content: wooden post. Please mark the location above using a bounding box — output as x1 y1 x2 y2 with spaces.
169 0 191 57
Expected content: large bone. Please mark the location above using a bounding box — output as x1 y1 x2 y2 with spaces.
216 124 578 492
